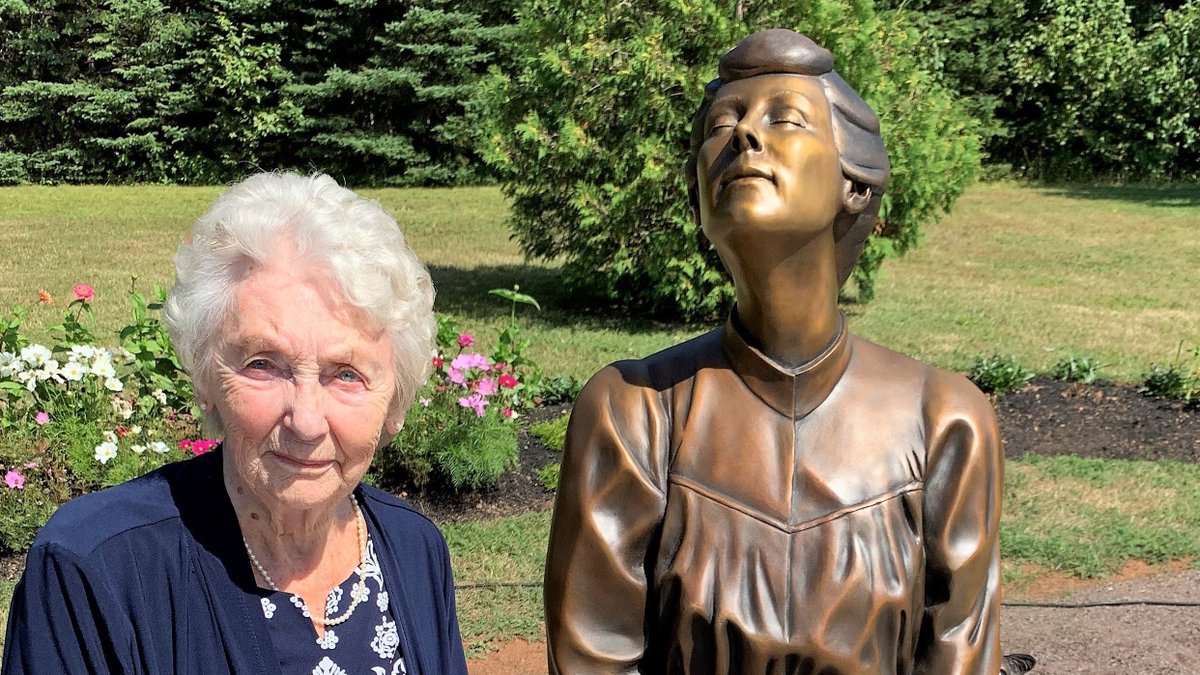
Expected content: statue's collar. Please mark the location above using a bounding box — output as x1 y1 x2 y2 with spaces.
720 310 852 419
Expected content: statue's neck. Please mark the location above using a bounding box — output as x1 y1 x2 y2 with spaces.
725 230 841 368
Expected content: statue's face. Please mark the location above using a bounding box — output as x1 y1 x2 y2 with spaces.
697 74 844 252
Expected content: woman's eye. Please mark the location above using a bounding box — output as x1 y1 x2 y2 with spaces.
773 116 806 128
335 369 362 383
247 359 273 370
707 118 736 137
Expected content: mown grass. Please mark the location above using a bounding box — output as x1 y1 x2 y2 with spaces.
2 182 1197 381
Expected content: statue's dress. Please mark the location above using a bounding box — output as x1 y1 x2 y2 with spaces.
545 315 1003 674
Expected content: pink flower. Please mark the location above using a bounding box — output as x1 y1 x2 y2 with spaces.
179 439 193 451
457 333 474 348
447 368 466 385
457 393 488 417
432 356 444 369
4 469 25 490
498 373 518 389
450 353 490 372
23 461 39 469
476 377 497 396
503 408 515 419
192 440 213 455
36 289 52 305
72 284 95 301
34 411 50 426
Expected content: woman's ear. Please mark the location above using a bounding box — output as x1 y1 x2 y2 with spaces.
842 178 871 215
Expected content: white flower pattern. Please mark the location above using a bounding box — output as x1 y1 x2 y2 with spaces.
290 594 311 617
316 628 339 650
261 597 276 619
375 590 389 613
311 656 347 675
370 618 400 659
325 586 343 616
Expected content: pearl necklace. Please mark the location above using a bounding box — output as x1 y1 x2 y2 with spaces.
242 493 369 627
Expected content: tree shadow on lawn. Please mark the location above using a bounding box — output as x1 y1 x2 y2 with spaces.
1035 183 1200 208
428 264 708 335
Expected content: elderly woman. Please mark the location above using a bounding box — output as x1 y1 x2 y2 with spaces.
545 30 1011 674
3 173 468 674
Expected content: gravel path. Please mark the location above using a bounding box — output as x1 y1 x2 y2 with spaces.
1002 570 1200 674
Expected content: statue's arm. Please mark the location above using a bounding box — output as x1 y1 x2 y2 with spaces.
916 370 1005 674
544 365 669 675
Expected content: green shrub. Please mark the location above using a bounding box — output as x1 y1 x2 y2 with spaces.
535 375 581 406
536 462 561 492
969 353 1034 395
530 414 569 453
1141 364 1195 400
1051 355 1102 384
476 0 981 318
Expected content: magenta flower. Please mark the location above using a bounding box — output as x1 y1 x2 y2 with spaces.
457 393 488 417
498 373 518 389
72 283 95 301
447 368 466 385
457 333 474 348
503 408 515 419
4 469 25 490
476 377 498 396
34 411 50 426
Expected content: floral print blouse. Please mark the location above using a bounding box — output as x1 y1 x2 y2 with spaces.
259 537 409 675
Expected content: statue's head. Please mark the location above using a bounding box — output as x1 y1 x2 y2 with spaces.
685 29 890 286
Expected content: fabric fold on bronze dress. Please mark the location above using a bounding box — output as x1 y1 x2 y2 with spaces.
545 316 1003 674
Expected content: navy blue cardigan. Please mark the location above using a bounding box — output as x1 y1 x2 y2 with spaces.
2 450 468 674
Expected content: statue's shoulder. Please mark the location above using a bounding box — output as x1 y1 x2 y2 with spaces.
846 332 994 420
584 326 725 399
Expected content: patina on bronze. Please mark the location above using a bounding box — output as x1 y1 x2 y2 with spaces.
545 29 1006 674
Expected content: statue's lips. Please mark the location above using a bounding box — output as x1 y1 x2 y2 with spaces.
719 166 775 191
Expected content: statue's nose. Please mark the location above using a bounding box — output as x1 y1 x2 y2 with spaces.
732 119 762 153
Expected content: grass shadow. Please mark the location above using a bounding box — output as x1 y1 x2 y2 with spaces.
1035 183 1200 208
428 264 709 335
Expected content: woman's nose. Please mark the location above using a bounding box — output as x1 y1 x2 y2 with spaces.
732 119 762 153
286 382 329 442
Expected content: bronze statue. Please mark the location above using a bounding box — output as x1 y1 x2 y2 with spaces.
545 29 1014 674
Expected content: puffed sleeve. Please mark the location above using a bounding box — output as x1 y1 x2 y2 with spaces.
544 364 670 674
2 543 136 674
915 370 1004 674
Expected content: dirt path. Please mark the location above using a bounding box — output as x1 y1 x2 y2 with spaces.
469 568 1200 675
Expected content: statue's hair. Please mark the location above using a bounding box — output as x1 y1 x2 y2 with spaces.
164 172 435 434
685 29 891 285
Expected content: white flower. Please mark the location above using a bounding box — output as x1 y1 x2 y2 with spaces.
18 370 36 392
375 590 389 613
70 345 95 360
91 360 116 378
370 618 400 659
60 361 85 381
33 366 54 382
0 352 18 378
20 345 51 367
103 430 118 444
116 347 135 364
148 441 169 454
130 444 146 454
312 656 347 675
260 597 276 619
372 659 407 675
104 377 123 392
315 628 339 650
130 425 142 435
94 441 118 464
152 389 168 405
350 580 369 604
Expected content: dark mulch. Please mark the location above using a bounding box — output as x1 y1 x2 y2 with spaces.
997 376 1200 464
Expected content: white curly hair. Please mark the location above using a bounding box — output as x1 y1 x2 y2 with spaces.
164 172 435 433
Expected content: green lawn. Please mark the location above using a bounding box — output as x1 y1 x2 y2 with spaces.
1 180 1198 656
3 182 1197 382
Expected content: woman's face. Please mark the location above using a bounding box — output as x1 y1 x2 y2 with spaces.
696 74 844 253
206 252 399 514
